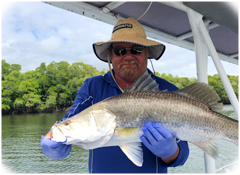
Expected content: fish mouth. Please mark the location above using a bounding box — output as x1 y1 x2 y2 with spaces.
51 123 68 143
51 123 64 137
55 124 64 135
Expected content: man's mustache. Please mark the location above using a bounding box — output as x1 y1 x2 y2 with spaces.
118 60 139 69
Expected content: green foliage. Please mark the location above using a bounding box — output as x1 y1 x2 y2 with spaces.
1 59 238 114
2 97 11 110
2 60 105 114
2 61 22 111
2 60 11 79
22 93 41 108
11 64 22 72
13 98 25 109
156 71 238 103
157 72 198 89
208 74 238 102
18 80 40 95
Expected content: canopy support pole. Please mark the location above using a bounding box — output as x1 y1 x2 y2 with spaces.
198 18 239 117
186 8 216 173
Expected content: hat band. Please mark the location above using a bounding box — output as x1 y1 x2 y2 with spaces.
113 23 133 33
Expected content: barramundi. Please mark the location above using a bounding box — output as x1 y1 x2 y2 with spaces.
50 71 238 167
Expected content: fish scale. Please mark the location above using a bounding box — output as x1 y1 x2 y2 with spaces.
101 88 238 146
104 91 207 129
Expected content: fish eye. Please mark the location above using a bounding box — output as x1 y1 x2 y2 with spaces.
65 120 70 125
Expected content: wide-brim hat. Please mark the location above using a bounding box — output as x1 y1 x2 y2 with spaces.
93 17 165 63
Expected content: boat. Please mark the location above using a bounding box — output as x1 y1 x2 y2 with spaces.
44 1 238 173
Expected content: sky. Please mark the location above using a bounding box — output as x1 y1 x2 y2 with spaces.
1 1 239 78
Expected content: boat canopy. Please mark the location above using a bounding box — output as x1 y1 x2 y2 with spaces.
44 1 238 65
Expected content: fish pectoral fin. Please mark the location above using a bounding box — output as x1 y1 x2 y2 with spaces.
192 138 219 159
120 142 143 167
97 128 115 147
92 128 115 148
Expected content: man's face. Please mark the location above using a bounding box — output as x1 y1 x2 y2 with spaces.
110 42 148 81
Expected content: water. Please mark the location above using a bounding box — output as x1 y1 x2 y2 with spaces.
1 113 89 173
1 105 238 173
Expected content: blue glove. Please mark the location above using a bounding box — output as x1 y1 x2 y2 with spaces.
41 135 72 159
140 122 178 158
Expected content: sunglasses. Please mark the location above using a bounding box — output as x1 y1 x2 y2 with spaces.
111 46 144 56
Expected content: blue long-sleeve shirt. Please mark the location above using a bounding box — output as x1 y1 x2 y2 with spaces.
61 69 189 173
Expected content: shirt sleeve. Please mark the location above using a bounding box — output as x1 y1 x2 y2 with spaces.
158 139 189 167
60 79 93 121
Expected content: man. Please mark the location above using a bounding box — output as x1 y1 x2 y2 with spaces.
41 17 189 173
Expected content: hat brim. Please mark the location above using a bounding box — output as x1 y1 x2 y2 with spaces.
93 39 165 63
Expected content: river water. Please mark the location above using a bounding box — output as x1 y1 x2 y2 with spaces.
1 105 238 173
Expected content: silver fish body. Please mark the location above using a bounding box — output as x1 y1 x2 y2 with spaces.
103 90 238 145
50 71 238 166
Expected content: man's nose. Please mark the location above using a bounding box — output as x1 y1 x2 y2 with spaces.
123 54 134 61
124 49 133 57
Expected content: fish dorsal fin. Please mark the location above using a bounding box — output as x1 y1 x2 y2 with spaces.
176 82 223 111
128 71 160 92
120 142 143 167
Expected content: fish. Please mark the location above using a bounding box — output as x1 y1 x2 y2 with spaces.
50 70 238 167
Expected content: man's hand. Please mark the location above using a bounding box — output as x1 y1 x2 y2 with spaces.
140 122 179 163
41 132 72 160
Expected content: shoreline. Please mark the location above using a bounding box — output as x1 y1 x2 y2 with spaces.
2 102 232 115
